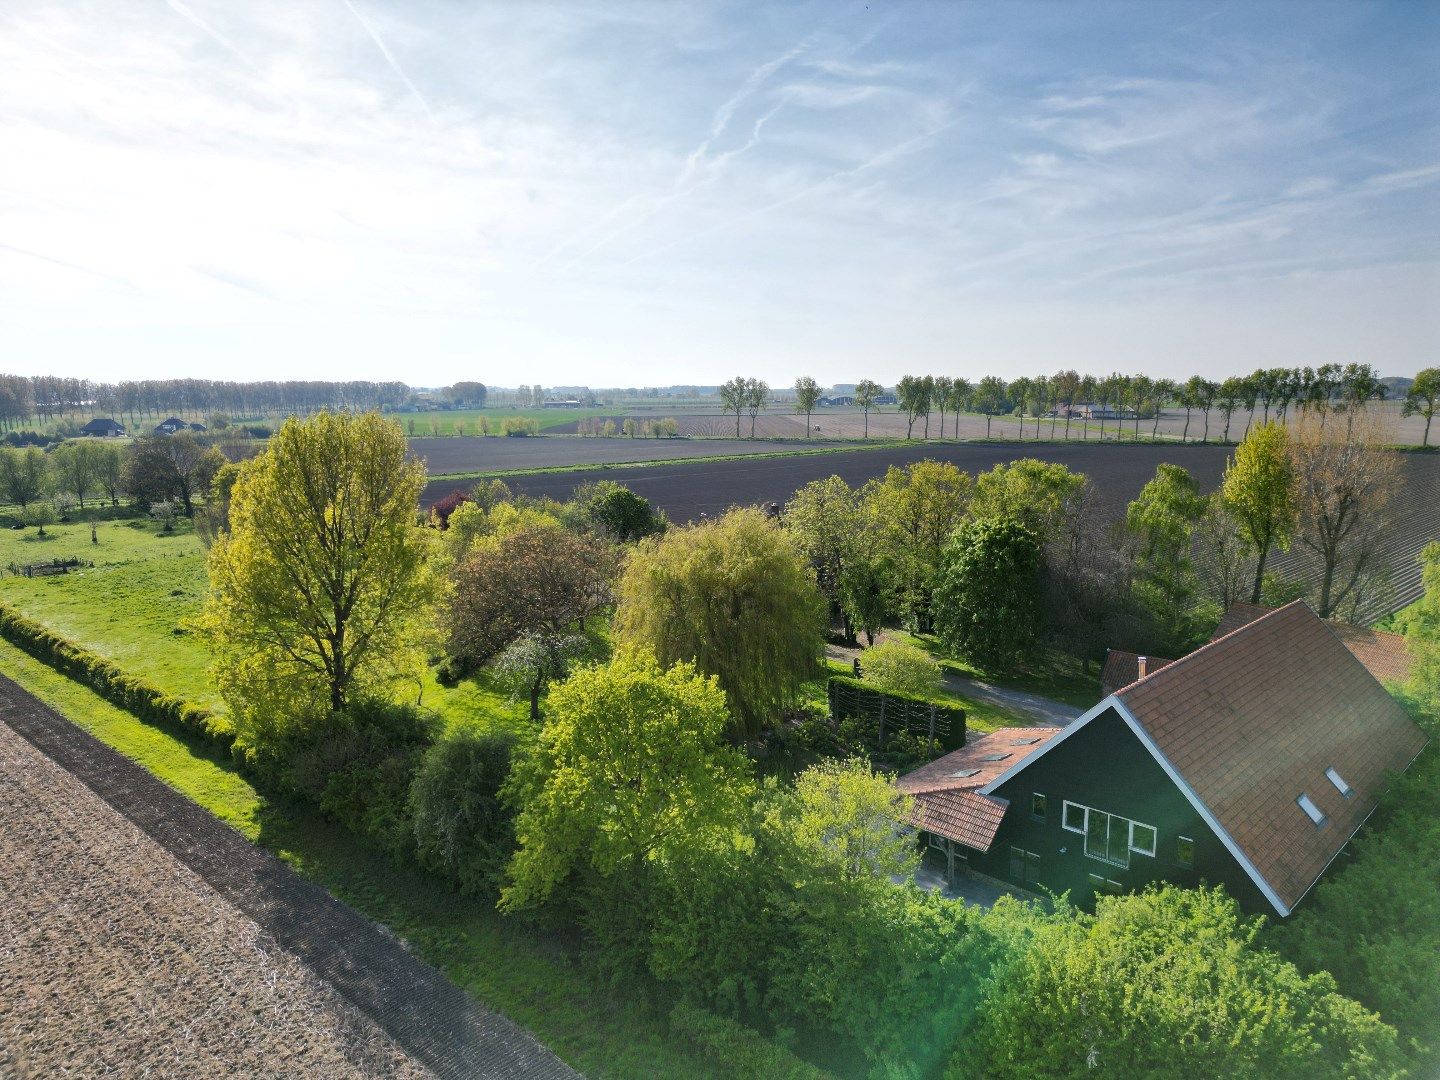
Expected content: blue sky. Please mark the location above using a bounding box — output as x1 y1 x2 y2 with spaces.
1 1 1435 386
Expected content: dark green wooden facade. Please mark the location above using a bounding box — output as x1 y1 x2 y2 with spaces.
958 708 1272 913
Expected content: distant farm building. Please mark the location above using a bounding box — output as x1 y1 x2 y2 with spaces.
80 418 125 437
542 399 583 409
1071 403 1136 420
154 418 205 435
903 601 1427 917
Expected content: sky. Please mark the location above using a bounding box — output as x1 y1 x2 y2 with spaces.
1 1 1437 388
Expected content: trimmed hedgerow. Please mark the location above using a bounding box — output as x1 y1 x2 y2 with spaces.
0 601 234 750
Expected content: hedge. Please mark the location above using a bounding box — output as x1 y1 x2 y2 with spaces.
0 601 235 750
827 675 966 747
668 1002 835 1080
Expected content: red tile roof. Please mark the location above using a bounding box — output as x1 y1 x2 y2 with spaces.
1100 649 1176 696
898 728 1062 851
1211 604 1414 686
1119 600 1428 914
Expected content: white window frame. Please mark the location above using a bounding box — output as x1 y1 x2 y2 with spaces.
1325 767 1353 798
1061 800 1157 866
1298 793 1327 826
1176 835 1195 869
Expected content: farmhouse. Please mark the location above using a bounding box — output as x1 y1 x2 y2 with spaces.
80 417 125 437
903 600 1428 916
154 417 187 435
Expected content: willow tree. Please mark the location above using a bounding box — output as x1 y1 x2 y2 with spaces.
201 412 436 750
1222 421 1295 604
613 508 825 739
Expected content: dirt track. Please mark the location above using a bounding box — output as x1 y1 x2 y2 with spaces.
0 678 579 1080
0 715 429 1079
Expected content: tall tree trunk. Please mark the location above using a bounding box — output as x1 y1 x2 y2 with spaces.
1182 409 1191 442
1250 543 1270 604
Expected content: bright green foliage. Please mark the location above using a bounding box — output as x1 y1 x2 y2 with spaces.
500 416 540 436
201 412 437 749
934 517 1043 673
862 639 942 698
501 648 753 912
970 458 1086 543
1222 420 1295 603
566 479 666 542
443 499 562 563
1 446 49 508
408 730 519 895
784 474 862 635
972 375 1008 437
854 378 883 438
1402 367 1439 447
861 460 971 631
1126 463 1208 651
956 886 1405 1080
782 757 918 883
793 376 822 437
613 508 826 738
51 439 106 507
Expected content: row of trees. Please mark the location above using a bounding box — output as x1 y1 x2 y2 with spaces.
765 363 1438 445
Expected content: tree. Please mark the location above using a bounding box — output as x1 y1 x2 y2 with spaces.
793 376 821 438
933 376 954 439
861 460 972 632
896 375 929 439
201 412 436 743
0 446 48 509
1222 420 1295 603
125 433 220 514
566 479 666 542
1403 367 1439 447
1126 464 1208 649
973 376 1007 438
1008 376 1034 438
408 730 518 895
444 381 487 408
446 525 616 717
948 377 973 436
861 640 942 698
970 458 1086 544
784 475 862 641
855 378 882 439
1194 494 1256 611
744 378 770 438
1289 412 1399 619
934 517 1043 672
959 886 1404 1080
24 499 56 536
719 376 747 438
95 442 125 505
1216 377 1245 443
500 648 753 912
52 440 104 507
613 508 826 739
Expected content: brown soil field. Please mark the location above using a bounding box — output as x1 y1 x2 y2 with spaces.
407 434 842 474
0 716 429 1080
422 442 1440 622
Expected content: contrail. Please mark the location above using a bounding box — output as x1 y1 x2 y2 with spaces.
165 0 257 70
623 119 956 266
340 0 435 120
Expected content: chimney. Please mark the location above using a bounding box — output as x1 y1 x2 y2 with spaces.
1137 656 1149 678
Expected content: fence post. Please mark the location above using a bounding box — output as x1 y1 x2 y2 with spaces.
928 704 937 754
878 693 887 746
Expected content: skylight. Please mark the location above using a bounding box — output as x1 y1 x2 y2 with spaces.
950 768 981 778
1325 767 1353 798
980 753 1011 762
1297 794 1326 827
1011 737 1041 746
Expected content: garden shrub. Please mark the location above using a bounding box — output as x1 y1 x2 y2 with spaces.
668 1001 833 1080
408 730 520 895
860 639 942 698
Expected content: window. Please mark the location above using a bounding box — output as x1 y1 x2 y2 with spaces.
1298 794 1327 827
1009 846 1041 886
1176 836 1194 869
1032 793 1048 822
1129 822 1157 857
1325 767 1353 798
980 752 1011 762
1060 801 1157 869
950 768 981 779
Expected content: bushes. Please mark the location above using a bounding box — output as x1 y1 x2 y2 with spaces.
668 1002 832 1080
501 416 540 437
409 730 519 895
860 639 941 698
0 601 234 749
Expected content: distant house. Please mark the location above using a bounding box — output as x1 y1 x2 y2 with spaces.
820 396 855 407
80 418 125 437
188 422 207 432
154 417 187 435
1073 403 1135 420
902 601 1428 917
542 399 583 409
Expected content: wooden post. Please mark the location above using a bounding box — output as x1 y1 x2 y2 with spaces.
946 839 955 883
928 704 937 754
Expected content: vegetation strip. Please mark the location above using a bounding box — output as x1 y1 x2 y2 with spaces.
0 675 579 1080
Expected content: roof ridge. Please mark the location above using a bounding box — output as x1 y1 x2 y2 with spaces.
1116 599 1311 698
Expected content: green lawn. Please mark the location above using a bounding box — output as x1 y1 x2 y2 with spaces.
397 407 617 436
894 631 1100 709
0 518 527 731
0 635 768 1079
